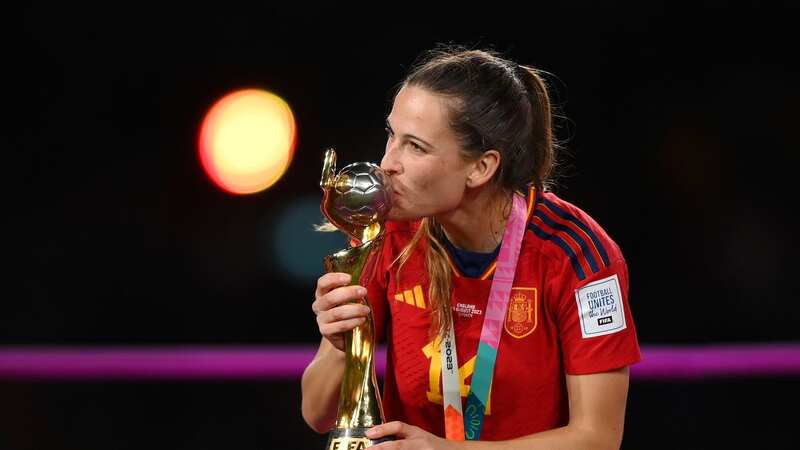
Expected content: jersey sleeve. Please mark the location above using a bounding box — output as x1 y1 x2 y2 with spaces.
548 244 641 375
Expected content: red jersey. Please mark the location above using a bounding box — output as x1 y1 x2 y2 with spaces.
365 188 641 440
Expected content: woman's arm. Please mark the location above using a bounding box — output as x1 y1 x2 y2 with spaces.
301 338 346 433
301 272 372 433
369 367 631 450
482 367 630 450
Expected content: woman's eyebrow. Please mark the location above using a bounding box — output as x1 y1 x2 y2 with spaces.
385 118 433 148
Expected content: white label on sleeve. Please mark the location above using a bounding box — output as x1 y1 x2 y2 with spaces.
575 274 626 338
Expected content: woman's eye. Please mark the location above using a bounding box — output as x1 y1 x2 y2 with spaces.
410 141 424 152
384 127 393 137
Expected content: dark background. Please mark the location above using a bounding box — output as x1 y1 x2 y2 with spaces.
4 3 799 449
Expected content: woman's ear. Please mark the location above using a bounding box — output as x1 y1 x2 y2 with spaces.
466 149 501 188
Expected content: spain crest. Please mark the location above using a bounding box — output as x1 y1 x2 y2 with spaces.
505 287 538 339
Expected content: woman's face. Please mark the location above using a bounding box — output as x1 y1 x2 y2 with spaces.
380 85 475 221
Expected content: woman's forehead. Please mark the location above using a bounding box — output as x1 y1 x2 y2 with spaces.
388 85 453 143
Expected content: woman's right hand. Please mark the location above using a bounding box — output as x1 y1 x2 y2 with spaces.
312 272 371 352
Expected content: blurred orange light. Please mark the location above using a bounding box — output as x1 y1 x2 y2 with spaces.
199 89 296 194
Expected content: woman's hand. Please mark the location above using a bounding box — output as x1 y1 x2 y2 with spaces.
368 421 459 450
312 272 371 352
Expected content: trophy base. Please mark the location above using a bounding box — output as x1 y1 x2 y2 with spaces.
325 427 393 449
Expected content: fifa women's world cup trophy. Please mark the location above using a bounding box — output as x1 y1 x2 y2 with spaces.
319 148 394 449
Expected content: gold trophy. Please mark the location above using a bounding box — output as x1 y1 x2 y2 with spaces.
319 148 394 449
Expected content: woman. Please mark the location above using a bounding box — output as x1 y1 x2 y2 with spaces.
302 45 641 449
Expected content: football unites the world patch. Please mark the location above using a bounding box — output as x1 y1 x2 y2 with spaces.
574 274 626 338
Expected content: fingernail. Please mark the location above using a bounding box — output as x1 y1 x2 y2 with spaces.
358 287 367 296
366 427 377 437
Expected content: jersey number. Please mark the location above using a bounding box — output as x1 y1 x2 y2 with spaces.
422 337 492 414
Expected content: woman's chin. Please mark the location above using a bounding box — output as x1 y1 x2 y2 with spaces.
387 208 420 222
386 209 405 221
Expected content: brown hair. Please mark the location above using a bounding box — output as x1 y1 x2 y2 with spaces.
392 45 560 339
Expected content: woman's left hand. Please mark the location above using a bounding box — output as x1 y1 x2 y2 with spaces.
367 421 459 450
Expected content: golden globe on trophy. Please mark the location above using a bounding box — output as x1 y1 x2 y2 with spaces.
319 148 394 449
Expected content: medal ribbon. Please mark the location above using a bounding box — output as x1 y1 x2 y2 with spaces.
440 193 528 440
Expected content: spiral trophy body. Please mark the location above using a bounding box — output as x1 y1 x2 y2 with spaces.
319 148 394 449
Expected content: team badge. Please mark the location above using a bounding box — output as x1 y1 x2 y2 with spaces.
504 287 537 339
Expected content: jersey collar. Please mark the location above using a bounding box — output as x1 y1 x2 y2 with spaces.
442 186 537 280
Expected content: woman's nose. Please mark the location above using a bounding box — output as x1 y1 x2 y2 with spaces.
380 143 401 175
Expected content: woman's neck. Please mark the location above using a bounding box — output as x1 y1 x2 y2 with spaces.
436 187 511 253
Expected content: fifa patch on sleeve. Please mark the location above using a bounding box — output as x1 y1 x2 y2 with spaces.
575 274 626 338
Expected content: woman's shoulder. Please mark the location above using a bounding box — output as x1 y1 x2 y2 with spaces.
381 220 423 250
529 191 625 275
536 191 612 235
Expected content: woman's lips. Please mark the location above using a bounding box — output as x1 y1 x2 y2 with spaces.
385 176 401 198
387 182 401 197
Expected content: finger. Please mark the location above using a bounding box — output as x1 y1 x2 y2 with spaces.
315 273 352 298
314 285 368 314
367 421 409 440
319 316 366 336
369 441 399 449
317 304 371 325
